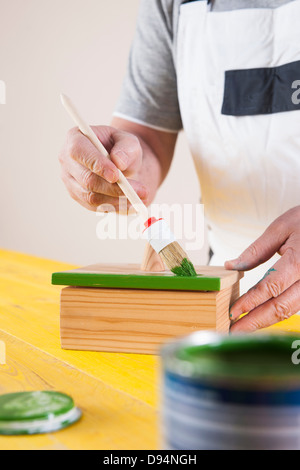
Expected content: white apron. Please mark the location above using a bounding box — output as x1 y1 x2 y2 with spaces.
176 0 300 293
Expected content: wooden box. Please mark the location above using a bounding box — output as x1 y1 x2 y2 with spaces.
52 264 243 355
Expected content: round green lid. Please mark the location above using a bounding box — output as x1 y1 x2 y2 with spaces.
0 391 74 421
0 391 81 435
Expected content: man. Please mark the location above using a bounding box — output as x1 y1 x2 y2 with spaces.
59 0 300 332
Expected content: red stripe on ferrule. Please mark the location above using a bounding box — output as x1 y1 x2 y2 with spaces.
144 217 163 231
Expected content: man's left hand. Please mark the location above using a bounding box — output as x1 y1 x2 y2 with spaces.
225 206 300 332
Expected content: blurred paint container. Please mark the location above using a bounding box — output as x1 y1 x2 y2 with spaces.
160 331 300 450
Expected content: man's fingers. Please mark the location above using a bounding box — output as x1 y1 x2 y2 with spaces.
224 207 300 333
63 128 148 200
225 236 278 271
61 169 148 211
66 156 148 201
230 280 300 333
90 126 143 175
66 128 119 183
61 173 122 212
229 250 300 321
225 218 290 271
66 127 143 182
109 130 143 175
65 156 123 197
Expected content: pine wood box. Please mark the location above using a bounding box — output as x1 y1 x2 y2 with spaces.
52 264 243 355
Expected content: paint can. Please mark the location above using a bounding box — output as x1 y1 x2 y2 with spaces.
160 331 300 450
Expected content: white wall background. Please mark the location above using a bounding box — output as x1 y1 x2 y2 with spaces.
0 0 207 267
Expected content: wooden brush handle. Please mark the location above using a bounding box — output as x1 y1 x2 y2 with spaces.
61 94 149 221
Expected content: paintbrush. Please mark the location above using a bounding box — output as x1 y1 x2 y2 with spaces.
60 93 196 277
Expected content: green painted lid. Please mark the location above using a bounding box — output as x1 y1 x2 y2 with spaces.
52 271 222 291
52 263 242 292
0 391 81 435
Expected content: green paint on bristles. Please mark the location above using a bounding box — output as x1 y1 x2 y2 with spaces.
171 258 197 277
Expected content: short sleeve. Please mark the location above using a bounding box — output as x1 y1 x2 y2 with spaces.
113 0 182 133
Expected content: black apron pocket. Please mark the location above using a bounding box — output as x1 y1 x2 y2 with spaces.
222 60 300 116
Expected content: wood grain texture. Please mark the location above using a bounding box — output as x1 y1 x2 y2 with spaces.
216 281 240 333
60 283 239 354
140 243 165 272
0 340 5 365
0 250 159 408
0 331 156 450
1 249 300 449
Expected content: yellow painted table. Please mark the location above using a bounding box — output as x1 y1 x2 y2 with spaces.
0 249 300 450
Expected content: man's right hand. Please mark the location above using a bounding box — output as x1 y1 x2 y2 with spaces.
58 125 149 212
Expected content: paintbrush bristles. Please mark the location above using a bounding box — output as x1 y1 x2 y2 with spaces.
159 242 197 277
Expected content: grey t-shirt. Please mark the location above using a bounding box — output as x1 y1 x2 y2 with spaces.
113 0 295 132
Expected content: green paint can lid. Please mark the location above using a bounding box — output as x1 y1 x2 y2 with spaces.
0 391 82 435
